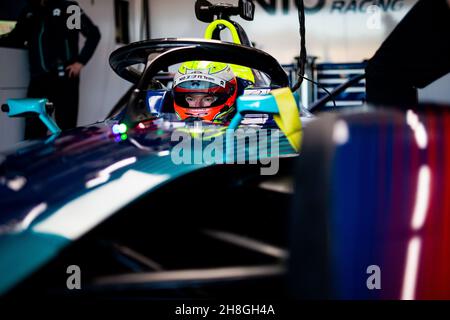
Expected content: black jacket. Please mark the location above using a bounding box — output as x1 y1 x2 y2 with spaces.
0 0 101 77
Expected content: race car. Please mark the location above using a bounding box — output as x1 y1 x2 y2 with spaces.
0 3 305 300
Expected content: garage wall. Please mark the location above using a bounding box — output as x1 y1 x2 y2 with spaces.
0 48 28 152
0 0 137 151
76 0 133 127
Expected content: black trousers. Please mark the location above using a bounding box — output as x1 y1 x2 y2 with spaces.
365 0 450 107
25 73 80 140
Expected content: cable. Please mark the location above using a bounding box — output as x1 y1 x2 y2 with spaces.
291 0 306 92
301 75 337 108
288 1 336 109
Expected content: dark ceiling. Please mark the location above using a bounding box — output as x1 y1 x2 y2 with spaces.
0 0 28 21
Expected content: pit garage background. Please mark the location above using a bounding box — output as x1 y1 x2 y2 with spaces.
1 0 449 151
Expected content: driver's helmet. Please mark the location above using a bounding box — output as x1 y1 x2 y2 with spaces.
173 61 238 123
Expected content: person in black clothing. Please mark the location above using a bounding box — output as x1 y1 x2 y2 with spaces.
0 0 101 139
365 0 450 108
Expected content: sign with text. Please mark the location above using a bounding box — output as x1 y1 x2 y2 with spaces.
150 0 419 63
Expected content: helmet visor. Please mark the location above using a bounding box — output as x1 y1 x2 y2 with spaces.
174 80 232 108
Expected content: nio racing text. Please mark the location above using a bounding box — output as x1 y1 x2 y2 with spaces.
256 0 405 14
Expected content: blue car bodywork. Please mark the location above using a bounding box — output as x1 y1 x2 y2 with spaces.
0 37 303 294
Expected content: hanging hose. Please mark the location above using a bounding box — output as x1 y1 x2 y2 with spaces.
291 0 306 92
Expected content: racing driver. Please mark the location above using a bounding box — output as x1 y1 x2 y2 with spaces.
172 61 253 123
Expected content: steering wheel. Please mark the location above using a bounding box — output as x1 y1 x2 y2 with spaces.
109 38 290 125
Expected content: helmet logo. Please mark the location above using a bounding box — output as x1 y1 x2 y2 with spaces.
173 74 227 88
